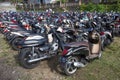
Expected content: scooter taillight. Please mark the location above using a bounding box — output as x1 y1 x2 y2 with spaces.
62 48 69 56
100 32 104 35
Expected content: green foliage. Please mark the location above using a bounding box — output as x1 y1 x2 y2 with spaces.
63 0 68 3
80 3 104 12
59 0 68 3
80 3 86 11
107 2 120 12
80 2 120 12
10 0 23 3
95 4 106 12
85 3 96 12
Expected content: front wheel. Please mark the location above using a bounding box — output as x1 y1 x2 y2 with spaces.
106 38 112 46
19 48 40 69
63 57 78 75
101 40 106 51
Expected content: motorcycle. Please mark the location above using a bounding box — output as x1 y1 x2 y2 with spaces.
18 25 65 69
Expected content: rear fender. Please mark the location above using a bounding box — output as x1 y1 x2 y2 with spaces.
17 39 45 48
18 43 40 48
21 44 39 48
9 35 24 44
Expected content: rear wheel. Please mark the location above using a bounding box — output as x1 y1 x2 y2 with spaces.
11 37 23 50
5 32 10 40
63 57 78 75
19 48 40 69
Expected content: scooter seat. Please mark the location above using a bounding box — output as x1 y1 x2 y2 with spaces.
64 41 89 48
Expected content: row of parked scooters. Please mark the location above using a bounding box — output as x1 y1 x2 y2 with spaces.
0 10 120 75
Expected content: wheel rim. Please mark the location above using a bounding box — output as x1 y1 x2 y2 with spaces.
65 57 78 74
24 51 39 66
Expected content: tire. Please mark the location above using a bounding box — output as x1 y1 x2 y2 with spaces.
106 38 111 46
101 41 105 51
106 34 113 45
63 57 78 76
11 37 23 50
19 48 40 69
6 34 13 41
5 33 10 40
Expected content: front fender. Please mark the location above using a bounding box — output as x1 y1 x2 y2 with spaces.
104 31 112 38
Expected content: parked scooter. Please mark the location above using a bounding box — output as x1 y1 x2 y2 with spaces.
59 28 102 75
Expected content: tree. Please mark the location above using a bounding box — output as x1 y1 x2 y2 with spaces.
10 0 23 3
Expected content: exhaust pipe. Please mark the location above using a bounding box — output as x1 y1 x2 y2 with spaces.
73 62 85 68
28 56 49 63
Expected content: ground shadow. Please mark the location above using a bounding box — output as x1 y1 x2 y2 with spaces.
47 55 65 75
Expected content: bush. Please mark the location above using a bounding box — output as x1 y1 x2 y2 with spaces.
95 4 106 12
80 3 86 11
80 2 120 12
85 3 96 12
106 2 120 12
80 3 106 12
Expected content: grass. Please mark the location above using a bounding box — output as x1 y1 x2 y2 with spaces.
63 37 120 80
0 33 120 80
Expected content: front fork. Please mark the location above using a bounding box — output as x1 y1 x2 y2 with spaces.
29 47 38 60
31 47 35 56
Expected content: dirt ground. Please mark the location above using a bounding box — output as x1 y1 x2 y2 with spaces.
0 57 64 80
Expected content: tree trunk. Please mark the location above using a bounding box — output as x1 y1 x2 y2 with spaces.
60 0 62 7
79 0 82 5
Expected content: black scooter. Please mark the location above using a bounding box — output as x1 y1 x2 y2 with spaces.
18 25 65 69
